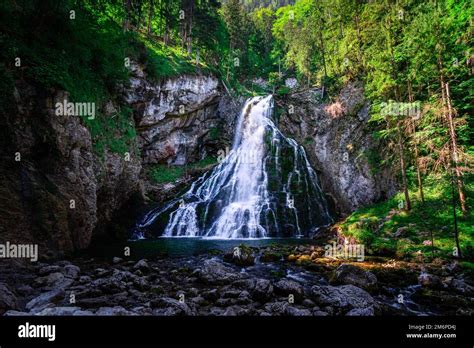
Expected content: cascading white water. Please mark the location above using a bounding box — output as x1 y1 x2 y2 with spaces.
133 95 332 239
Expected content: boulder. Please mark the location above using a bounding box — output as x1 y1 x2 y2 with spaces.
274 279 305 302
150 297 193 316
223 245 256 267
330 264 378 291
0 283 19 315
310 284 376 314
25 288 65 313
194 260 243 285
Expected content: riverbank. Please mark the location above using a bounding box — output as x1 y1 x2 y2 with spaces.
1 243 472 316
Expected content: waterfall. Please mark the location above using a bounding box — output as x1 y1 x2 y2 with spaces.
133 95 332 239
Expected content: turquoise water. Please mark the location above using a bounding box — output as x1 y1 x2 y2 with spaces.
89 237 316 259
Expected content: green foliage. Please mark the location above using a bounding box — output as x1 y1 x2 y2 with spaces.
339 175 474 260
147 156 218 184
148 165 185 184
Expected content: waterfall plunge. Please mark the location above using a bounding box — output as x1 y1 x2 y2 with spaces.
133 95 332 239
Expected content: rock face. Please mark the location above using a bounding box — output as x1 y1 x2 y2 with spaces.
0 82 142 256
278 82 396 215
125 63 237 165
1 69 392 255
0 62 239 255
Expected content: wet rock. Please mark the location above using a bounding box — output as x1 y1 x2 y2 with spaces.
209 307 226 316
252 279 274 302
223 246 256 267
223 305 252 316
77 296 111 308
16 285 34 297
191 296 207 306
285 306 312 316
150 297 193 316
312 309 329 316
64 265 80 279
302 299 315 308
78 276 92 284
25 288 65 313
34 272 65 288
346 306 375 316
38 265 62 276
96 306 137 316
232 278 273 302
0 283 19 315
418 271 443 290
4 310 29 316
133 259 150 273
34 306 84 316
447 278 474 296
94 268 110 277
221 289 242 299
310 284 375 314
274 279 304 302
263 301 289 316
330 264 378 292
202 289 219 302
195 260 243 285
112 257 123 264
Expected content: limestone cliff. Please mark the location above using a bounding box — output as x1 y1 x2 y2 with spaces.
277 82 396 216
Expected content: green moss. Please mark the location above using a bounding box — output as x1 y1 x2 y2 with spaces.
209 127 220 141
191 156 218 169
339 175 474 260
148 165 185 184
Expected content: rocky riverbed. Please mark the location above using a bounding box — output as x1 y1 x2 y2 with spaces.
0 244 473 316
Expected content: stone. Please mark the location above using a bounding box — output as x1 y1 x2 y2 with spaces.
346 306 375 316
5 310 30 316
223 305 252 316
251 279 274 302
0 283 19 315
195 260 242 285
133 259 150 273
330 264 378 291
418 272 443 289
263 301 289 316
34 306 83 316
25 288 65 312
285 306 312 316
150 297 193 316
38 265 62 276
96 306 137 316
274 279 304 302
223 245 256 267
310 284 375 314
64 265 80 279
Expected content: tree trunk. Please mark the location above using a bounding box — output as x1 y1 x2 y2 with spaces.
147 0 154 35
445 82 467 215
388 7 410 211
123 0 131 31
437 50 467 215
397 121 412 211
408 81 424 203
